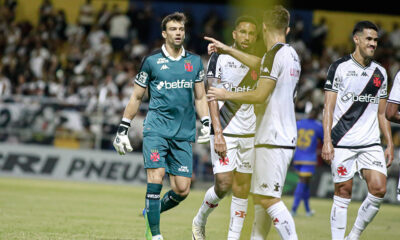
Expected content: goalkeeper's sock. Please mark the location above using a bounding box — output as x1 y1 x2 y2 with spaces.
146 183 162 236
193 186 221 226
227 196 248 240
160 190 186 213
267 201 298 240
250 204 270 240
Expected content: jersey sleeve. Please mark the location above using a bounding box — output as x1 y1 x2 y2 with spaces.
324 62 341 92
259 51 280 81
134 57 151 88
388 71 400 103
195 59 205 83
379 69 388 99
206 53 221 79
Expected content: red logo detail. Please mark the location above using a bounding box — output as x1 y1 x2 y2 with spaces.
150 152 160 162
273 218 279 225
205 201 218 208
337 166 348 176
373 77 381 87
219 157 229 166
235 210 247 218
184 62 193 72
251 70 258 80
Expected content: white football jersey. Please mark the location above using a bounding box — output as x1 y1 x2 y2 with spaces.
255 43 301 147
324 54 388 148
388 71 400 104
206 53 258 136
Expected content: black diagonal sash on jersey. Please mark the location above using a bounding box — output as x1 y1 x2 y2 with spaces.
331 68 384 146
212 68 258 132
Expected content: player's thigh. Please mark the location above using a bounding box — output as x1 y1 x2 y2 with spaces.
358 146 387 178
236 137 254 174
251 147 293 198
142 135 169 170
331 148 358 183
210 135 238 174
166 139 193 178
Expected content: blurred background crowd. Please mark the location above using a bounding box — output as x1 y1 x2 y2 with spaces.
1 0 400 181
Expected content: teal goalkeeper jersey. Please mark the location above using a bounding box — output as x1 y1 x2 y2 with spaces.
134 45 205 142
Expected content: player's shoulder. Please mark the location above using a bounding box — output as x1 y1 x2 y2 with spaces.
141 49 163 64
371 60 387 75
185 50 203 64
330 55 352 68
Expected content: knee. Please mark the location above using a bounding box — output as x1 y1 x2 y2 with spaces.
259 196 280 210
173 185 190 197
369 185 386 198
335 183 352 199
215 177 232 197
232 181 251 198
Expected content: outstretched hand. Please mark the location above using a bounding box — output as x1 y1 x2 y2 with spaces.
204 36 230 55
207 87 228 101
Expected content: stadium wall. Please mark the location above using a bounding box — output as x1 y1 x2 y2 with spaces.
314 10 400 49
0 143 146 185
15 0 129 25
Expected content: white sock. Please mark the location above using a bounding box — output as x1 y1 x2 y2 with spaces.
266 201 298 240
347 192 383 240
152 234 163 240
330 195 351 240
227 196 248 240
250 204 271 240
193 186 221 226
397 173 400 201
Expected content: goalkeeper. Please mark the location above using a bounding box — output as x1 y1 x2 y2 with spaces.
112 12 209 240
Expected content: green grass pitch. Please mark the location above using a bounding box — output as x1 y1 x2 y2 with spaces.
0 177 399 240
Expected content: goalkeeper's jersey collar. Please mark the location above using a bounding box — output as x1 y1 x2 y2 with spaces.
161 44 186 61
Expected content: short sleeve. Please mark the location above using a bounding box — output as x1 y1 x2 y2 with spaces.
135 57 151 88
206 53 222 79
259 51 280 81
377 69 388 99
388 71 400 103
324 62 341 92
195 60 205 83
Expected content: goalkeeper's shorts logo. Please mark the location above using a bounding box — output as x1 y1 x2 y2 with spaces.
150 150 160 162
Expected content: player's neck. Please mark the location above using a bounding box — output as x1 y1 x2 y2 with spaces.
352 50 371 67
266 35 286 51
165 43 183 58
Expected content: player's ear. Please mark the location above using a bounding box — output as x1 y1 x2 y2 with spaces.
353 34 359 45
286 27 291 36
263 23 267 33
162 31 167 39
232 29 237 41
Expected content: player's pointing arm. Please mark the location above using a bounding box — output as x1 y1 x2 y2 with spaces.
204 36 262 70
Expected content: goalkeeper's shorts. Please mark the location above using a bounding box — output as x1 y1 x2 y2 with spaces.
143 135 193 178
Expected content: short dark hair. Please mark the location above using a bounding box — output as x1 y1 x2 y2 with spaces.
161 12 187 31
263 5 290 31
352 21 378 36
235 15 258 31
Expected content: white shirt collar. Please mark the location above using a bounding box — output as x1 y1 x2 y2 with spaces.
161 44 185 61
